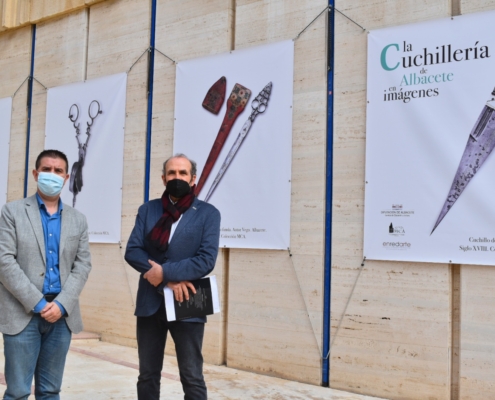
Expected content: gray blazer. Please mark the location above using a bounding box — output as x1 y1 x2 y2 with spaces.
0 194 92 335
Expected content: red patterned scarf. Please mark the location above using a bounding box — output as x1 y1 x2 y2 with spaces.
146 186 196 252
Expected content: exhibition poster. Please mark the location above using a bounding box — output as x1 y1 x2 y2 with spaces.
365 10 495 265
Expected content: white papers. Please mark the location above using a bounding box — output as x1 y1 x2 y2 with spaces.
164 275 220 321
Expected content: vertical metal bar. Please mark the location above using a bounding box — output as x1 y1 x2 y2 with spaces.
144 0 157 202
322 0 335 387
450 2 461 394
24 24 36 198
221 248 230 364
83 7 90 81
450 264 461 400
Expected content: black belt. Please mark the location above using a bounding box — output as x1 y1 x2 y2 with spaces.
44 294 57 302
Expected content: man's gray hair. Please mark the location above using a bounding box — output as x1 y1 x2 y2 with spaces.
162 153 197 176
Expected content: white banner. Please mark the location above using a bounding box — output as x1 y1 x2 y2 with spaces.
364 10 495 265
174 40 294 250
45 73 127 243
0 97 12 210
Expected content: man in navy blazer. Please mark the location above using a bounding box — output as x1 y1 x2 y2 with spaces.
125 153 220 400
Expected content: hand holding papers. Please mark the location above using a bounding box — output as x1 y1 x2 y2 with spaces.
164 276 220 321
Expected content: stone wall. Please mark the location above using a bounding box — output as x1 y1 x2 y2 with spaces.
1 0 495 398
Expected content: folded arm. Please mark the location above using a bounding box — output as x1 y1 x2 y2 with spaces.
161 207 221 283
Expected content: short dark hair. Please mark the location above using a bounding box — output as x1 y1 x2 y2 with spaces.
162 153 197 177
35 150 69 173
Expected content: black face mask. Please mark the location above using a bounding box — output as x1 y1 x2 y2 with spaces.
166 179 191 198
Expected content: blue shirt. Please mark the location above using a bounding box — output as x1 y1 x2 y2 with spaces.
33 194 66 315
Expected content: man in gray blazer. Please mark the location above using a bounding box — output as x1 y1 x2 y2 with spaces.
125 153 220 400
0 149 92 400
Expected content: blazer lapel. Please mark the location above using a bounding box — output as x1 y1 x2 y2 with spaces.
25 195 46 266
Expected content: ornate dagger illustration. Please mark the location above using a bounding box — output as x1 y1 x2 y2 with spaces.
204 82 272 203
202 76 226 114
195 83 252 195
432 87 495 234
68 100 103 207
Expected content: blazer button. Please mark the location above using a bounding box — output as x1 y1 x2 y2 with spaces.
40 272 45 276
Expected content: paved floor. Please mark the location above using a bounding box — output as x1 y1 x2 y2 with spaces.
0 333 386 400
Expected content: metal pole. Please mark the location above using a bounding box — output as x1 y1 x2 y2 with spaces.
24 24 36 198
322 0 335 387
144 0 157 202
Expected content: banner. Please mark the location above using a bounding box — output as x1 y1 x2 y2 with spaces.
174 40 294 249
0 97 12 210
364 10 495 265
45 73 127 243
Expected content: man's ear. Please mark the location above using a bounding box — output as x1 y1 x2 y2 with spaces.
190 175 197 186
32 169 39 181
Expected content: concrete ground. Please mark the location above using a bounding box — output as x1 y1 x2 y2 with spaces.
0 333 386 400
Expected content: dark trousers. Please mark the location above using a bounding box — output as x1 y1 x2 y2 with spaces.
136 304 207 400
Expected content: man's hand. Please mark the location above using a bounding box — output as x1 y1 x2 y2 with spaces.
143 260 164 287
40 302 62 323
166 281 196 302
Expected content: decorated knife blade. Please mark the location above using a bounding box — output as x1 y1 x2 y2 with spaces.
432 88 495 234
202 76 226 114
195 83 252 195
204 82 272 203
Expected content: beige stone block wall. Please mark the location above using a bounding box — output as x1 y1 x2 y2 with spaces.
81 0 150 346
329 260 451 399
229 0 328 385
0 26 31 201
29 1 86 23
460 265 495 399
461 0 495 14
0 0 30 30
4 0 495 398
331 1 454 399
0 0 107 31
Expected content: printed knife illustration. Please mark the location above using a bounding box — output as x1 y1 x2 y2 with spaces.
195 83 252 195
432 87 495 234
202 76 226 114
204 82 272 203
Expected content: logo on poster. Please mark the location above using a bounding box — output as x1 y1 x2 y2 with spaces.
388 222 405 236
382 241 411 249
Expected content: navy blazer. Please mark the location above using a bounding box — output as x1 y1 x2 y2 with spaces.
125 197 220 322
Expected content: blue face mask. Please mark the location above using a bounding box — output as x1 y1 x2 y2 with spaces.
37 172 65 197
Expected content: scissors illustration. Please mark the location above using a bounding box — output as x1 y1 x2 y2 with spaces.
204 82 272 202
68 100 103 207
